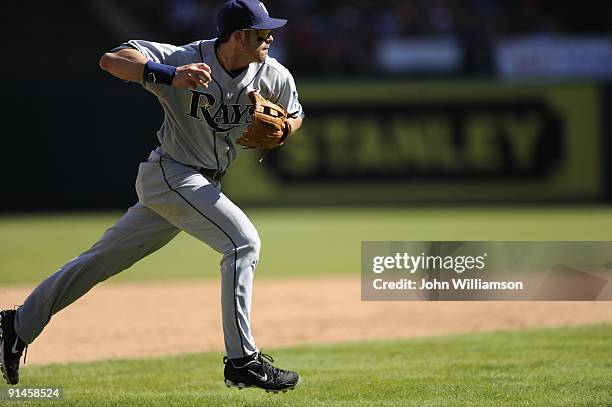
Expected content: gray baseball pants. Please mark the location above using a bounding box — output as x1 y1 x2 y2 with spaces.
14 148 259 359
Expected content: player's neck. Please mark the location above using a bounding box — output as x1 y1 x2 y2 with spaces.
217 42 249 72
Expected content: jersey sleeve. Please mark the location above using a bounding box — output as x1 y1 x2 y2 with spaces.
116 40 182 65
112 40 187 95
275 72 304 119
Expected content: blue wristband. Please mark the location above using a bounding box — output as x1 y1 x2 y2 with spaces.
143 60 177 85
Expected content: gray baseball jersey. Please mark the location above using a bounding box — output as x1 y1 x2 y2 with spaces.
124 39 303 171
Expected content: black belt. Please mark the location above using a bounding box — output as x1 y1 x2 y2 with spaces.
196 167 225 182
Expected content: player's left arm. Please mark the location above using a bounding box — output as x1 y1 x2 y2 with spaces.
285 115 303 138
275 71 304 139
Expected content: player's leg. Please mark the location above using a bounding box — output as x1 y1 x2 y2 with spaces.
145 156 298 391
13 203 179 344
147 157 259 358
2 203 179 384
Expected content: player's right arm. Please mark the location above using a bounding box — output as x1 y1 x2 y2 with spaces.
99 48 211 89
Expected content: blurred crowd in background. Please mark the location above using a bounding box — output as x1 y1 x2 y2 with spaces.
111 0 612 78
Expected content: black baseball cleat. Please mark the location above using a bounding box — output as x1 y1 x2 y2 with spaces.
223 352 300 393
0 309 28 385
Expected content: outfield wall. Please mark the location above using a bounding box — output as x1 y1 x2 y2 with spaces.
1 80 609 210
225 81 606 204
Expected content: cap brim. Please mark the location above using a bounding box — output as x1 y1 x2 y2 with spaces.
251 17 287 30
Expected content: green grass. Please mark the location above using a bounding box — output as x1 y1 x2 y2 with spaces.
5 324 611 406
1 206 612 285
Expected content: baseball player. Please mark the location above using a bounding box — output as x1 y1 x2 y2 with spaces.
0 0 303 393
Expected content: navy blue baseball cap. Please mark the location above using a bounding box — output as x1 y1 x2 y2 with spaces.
217 0 287 36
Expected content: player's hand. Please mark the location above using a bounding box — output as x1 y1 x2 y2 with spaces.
173 63 212 89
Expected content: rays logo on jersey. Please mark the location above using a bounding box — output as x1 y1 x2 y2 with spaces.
186 90 252 132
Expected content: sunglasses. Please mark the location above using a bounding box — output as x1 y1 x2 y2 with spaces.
243 29 272 42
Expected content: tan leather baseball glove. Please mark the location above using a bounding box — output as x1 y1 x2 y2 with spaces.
236 90 291 150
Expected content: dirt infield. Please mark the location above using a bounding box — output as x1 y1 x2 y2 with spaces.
1 277 611 365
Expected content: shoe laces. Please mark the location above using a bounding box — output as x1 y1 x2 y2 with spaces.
259 352 274 364
256 351 283 378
